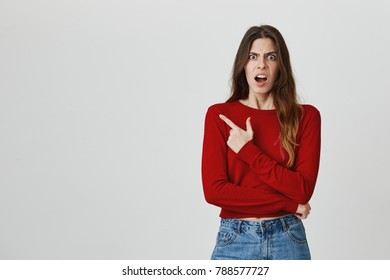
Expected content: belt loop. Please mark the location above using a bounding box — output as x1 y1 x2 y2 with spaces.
236 220 242 235
280 216 288 232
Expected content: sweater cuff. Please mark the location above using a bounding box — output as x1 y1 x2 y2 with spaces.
237 141 262 165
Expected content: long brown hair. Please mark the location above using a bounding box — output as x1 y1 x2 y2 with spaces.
228 25 302 168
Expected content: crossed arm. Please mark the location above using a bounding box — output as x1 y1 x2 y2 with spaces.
219 114 315 219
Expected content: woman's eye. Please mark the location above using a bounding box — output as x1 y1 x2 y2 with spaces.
267 54 276 61
249 54 257 60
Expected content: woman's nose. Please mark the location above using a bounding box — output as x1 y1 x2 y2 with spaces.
257 58 266 69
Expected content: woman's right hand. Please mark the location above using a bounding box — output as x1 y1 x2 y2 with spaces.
295 203 311 219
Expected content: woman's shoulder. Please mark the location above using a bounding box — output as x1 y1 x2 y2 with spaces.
301 104 320 119
300 104 321 130
206 101 239 114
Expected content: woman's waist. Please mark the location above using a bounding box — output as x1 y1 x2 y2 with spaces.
220 209 291 220
239 215 289 221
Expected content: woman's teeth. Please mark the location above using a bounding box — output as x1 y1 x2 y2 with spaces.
255 75 267 82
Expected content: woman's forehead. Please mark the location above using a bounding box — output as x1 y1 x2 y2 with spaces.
249 38 276 53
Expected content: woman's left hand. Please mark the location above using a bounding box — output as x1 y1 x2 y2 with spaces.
219 114 253 153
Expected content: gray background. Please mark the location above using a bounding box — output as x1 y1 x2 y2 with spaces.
1 0 389 259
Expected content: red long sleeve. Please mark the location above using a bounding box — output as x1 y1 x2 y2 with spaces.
201 101 321 218
237 106 321 204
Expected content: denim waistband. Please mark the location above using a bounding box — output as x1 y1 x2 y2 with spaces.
220 214 301 233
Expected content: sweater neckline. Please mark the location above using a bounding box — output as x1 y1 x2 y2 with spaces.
234 100 277 114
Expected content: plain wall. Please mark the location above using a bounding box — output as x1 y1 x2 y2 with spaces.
1 0 389 259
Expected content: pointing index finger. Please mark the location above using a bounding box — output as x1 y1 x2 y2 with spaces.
219 114 239 129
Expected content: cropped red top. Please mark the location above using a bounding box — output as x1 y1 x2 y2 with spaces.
201 101 321 218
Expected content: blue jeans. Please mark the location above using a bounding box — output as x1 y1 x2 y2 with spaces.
211 214 311 260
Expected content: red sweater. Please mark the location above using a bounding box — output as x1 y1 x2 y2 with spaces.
201 101 321 218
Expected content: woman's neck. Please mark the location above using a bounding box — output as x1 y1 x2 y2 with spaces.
241 93 275 110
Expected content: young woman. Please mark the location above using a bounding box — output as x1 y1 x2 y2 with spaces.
201 25 321 260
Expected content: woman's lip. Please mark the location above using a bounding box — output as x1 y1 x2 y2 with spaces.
254 75 268 82
254 73 268 86
254 79 267 86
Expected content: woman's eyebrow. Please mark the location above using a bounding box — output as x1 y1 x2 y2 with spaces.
249 51 277 55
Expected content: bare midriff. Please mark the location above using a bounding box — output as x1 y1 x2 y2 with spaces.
240 215 288 221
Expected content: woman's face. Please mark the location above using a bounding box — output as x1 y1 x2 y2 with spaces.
244 38 280 97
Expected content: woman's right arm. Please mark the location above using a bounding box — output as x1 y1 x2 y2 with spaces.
201 106 299 216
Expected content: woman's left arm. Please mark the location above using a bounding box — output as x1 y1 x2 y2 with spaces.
220 107 321 204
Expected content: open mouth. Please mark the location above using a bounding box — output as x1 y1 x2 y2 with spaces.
255 75 267 82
